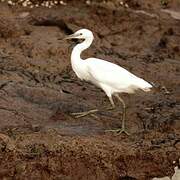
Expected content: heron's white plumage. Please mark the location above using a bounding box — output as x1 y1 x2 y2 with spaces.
85 58 152 94
66 28 153 135
68 28 152 98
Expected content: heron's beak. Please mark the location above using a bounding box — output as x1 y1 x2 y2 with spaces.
64 33 80 40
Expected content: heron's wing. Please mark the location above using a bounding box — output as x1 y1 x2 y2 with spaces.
85 58 151 91
86 58 136 87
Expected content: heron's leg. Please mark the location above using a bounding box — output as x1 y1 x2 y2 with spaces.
106 96 116 110
116 95 126 128
106 95 130 135
71 95 115 118
71 92 119 119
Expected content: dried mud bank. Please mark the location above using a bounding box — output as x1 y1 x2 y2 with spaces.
0 1 179 179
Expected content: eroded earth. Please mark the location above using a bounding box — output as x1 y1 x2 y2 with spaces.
0 0 179 179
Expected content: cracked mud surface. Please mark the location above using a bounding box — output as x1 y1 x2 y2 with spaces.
0 0 179 179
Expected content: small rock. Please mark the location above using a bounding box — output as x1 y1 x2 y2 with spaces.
18 12 30 18
174 142 180 150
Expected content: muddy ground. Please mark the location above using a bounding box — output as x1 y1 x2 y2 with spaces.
0 0 179 179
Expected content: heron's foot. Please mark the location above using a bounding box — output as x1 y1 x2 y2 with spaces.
106 127 130 136
106 106 115 111
71 109 98 118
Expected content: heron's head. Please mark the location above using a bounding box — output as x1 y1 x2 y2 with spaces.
65 29 93 40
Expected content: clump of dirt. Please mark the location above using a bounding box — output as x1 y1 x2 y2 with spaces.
0 4 24 38
0 0 179 179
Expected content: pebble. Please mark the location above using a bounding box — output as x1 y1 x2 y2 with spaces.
0 0 68 8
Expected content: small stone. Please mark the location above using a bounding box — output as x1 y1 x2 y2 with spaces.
7 0 13 5
18 12 30 18
119 1 124 5
60 0 67 5
175 142 180 150
86 0 91 5
124 3 129 8
22 2 27 7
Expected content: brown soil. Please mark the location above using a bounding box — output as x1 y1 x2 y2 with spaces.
0 0 179 179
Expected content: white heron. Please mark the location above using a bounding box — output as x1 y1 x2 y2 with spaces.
65 29 153 135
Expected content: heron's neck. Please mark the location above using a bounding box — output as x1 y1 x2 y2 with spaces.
71 37 93 63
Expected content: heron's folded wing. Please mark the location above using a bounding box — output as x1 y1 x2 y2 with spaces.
86 58 138 89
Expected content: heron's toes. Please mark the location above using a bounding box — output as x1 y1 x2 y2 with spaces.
71 109 98 118
117 128 130 136
106 106 115 111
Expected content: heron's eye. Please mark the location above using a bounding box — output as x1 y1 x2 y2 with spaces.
79 33 83 35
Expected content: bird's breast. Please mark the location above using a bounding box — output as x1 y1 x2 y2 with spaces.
72 62 90 81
